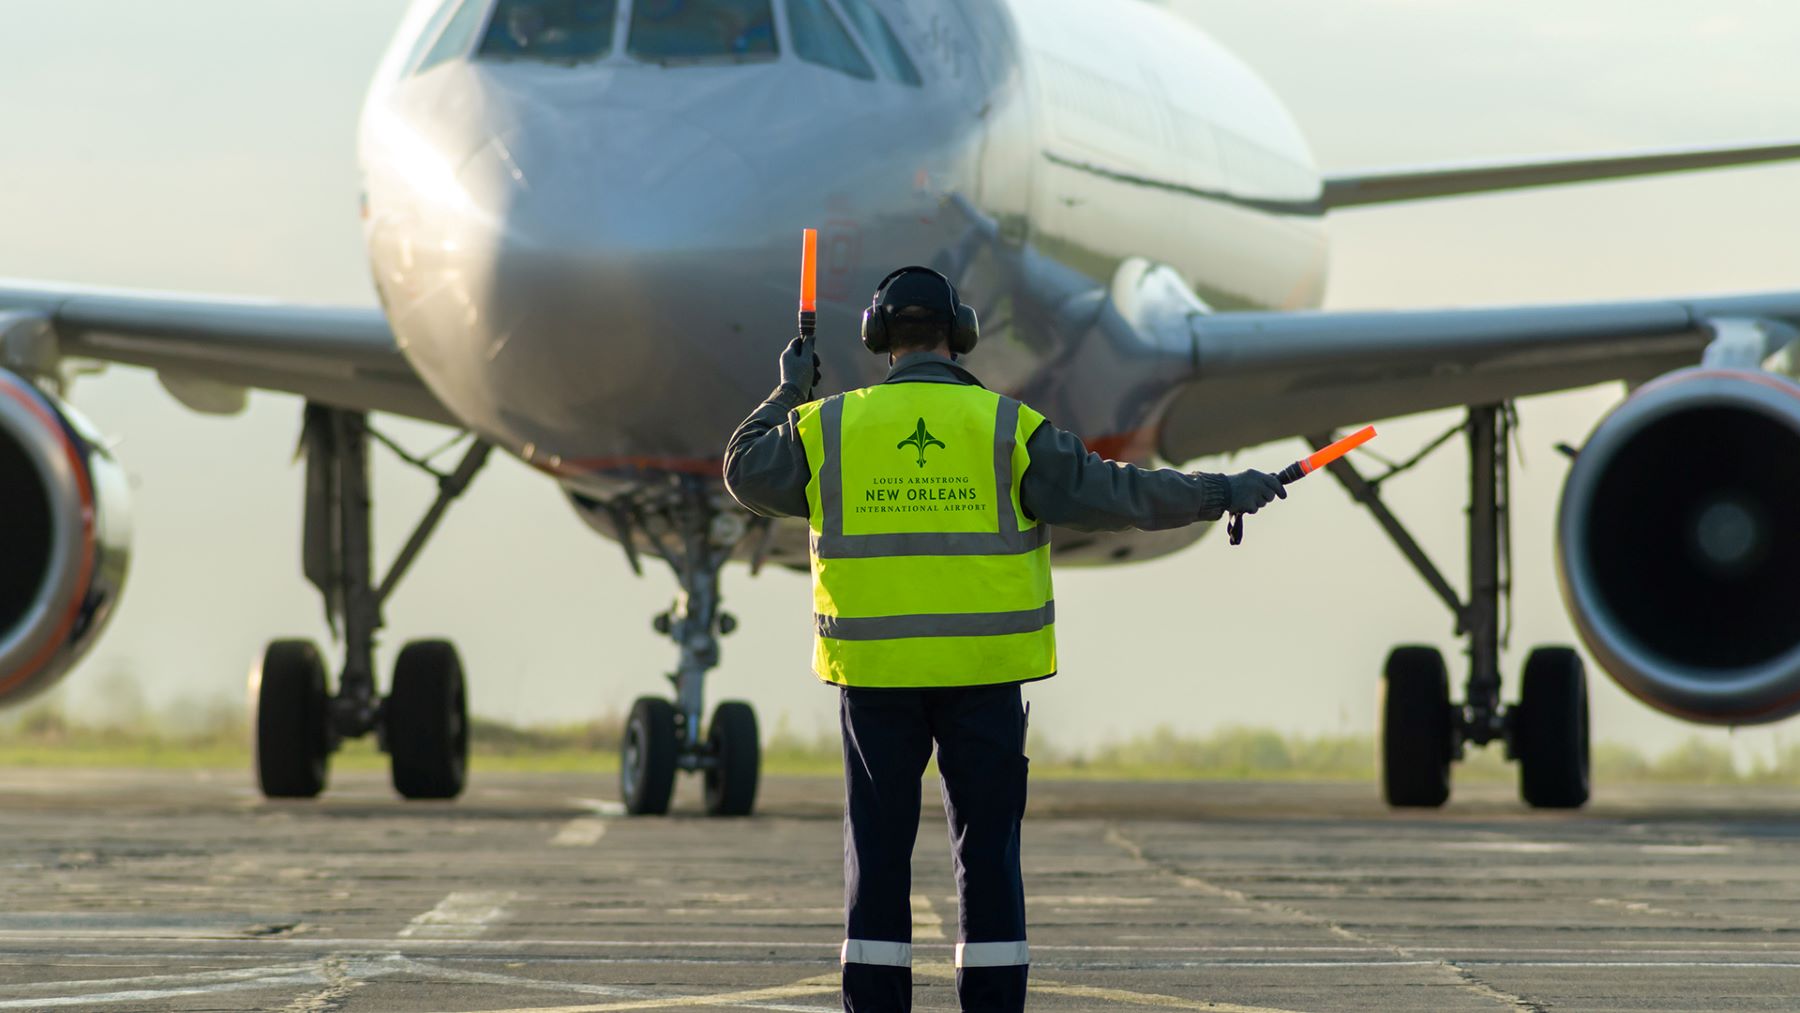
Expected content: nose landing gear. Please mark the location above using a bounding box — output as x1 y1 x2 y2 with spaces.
1317 404 1590 809
603 477 763 817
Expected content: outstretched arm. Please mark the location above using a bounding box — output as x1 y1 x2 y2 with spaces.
1020 422 1252 532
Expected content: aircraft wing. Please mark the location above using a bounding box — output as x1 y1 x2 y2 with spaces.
1319 139 1800 210
1154 289 1800 461
0 280 453 424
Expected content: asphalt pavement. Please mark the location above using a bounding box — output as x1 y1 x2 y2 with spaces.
2 768 1799 1011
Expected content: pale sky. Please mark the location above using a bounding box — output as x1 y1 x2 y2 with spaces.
3 1 1798 768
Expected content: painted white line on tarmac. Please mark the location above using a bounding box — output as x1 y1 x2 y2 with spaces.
0 961 320 995
910 894 945 941
571 797 628 817
16 932 1800 965
398 891 518 939
1439 841 1577 853
552 819 608 847
457 974 842 1013
0 956 413 1010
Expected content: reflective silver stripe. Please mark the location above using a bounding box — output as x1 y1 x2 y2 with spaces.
813 394 1046 560
991 397 1022 537
842 938 913 967
816 602 1055 641
811 523 1049 559
956 940 1030 967
820 395 846 540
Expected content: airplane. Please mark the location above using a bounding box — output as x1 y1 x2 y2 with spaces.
2 0 1797 816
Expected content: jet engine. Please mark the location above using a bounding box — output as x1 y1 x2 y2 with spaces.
1557 368 1800 723
0 371 130 707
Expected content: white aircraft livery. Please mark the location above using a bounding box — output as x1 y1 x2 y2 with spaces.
1 0 1797 814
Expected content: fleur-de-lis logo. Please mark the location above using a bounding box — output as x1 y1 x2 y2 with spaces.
897 418 945 467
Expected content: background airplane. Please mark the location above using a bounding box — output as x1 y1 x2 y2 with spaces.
1 0 1796 814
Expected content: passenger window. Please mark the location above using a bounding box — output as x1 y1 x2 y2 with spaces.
417 0 492 74
479 0 618 64
836 0 921 86
787 0 873 80
628 0 777 64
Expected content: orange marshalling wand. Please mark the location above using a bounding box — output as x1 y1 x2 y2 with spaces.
1281 425 1378 484
1230 425 1378 546
797 228 818 334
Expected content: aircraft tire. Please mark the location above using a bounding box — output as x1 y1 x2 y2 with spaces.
253 639 330 799
622 697 677 815
1382 645 1453 808
1515 647 1590 809
387 640 469 800
703 701 760 817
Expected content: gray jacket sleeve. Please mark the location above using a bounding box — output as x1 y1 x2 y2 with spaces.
722 383 812 519
1020 421 1231 532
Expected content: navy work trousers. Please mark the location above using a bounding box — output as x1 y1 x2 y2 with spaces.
839 682 1030 1013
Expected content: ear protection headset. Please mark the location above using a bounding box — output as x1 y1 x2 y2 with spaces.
860 266 980 356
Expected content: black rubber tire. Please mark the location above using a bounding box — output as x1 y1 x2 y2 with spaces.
1515 646 1591 809
253 639 330 799
386 640 469 800
704 701 760 817
622 697 678 816
1382 645 1454 808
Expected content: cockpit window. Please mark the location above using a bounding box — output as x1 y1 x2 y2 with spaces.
628 0 777 64
836 0 920 86
478 0 619 63
400 1 462 76
416 0 492 74
787 0 872 80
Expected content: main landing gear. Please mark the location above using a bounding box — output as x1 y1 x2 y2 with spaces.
1315 404 1589 809
252 404 491 801
593 477 763 817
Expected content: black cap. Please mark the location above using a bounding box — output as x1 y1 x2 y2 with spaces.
877 270 954 322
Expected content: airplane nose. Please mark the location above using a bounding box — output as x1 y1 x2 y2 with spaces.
465 103 764 253
450 98 784 466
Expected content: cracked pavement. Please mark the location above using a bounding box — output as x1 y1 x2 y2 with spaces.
2 770 1799 1010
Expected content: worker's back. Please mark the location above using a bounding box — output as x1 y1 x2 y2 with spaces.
721 262 1284 1013
795 381 1056 689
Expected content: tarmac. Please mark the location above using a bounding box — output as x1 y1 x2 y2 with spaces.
3 769 1799 1011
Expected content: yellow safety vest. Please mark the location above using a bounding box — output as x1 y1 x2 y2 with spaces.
795 381 1056 688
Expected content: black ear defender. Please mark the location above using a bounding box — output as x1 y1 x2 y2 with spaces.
861 266 980 356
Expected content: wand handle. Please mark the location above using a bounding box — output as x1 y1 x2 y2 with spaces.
798 228 818 357
1228 426 1378 546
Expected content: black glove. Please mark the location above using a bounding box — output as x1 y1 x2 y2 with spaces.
1225 470 1286 515
779 337 821 400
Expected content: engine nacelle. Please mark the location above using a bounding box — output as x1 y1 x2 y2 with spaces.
0 371 130 707
1557 368 1800 724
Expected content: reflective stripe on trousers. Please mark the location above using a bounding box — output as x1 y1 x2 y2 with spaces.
956 940 1031 967
842 938 913 967
841 939 1030 968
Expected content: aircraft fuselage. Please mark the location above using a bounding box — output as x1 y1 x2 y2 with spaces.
359 0 1326 542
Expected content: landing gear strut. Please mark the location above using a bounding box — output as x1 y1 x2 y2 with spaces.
599 477 761 816
1316 404 1589 809
251 403 490 800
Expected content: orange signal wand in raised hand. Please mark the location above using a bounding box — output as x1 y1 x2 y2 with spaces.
1228 425 1378 546
797 228 818 347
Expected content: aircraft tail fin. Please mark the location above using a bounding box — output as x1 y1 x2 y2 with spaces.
1319 138 1800 210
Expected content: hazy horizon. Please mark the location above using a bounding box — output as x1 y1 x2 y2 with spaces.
4 1 1799 773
